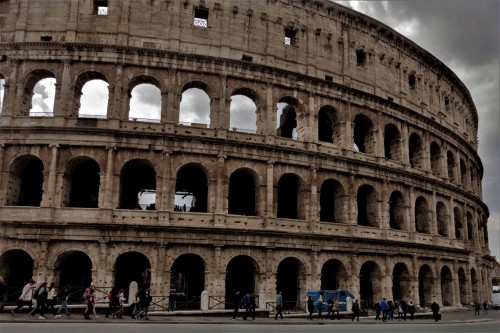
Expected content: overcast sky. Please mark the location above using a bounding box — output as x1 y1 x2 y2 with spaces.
333 0 499 258
7 0 498 259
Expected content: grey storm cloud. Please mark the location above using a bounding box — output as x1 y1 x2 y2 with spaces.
132 83 162 107
179 88 210 124
334 0 500 258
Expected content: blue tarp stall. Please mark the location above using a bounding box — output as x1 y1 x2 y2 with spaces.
306 290 354 312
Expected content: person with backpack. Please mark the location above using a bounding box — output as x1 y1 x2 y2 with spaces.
82 285 96 320
29 282 48 319
45 282 58 317
138 287 152 320
407 300 416 320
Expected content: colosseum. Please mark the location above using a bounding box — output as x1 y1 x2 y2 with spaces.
0 0 494 311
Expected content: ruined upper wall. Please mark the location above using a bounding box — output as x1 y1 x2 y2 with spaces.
0 0 478 146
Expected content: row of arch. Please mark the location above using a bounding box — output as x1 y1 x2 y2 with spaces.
3 153 488 244
0 248 488 308
0 70 481 193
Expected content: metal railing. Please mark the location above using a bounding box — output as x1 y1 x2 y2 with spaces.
266 301 305 314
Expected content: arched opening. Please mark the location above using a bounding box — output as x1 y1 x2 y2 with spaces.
56 251 92 295
119 159 156 210
29 78 56 117
78 79 109 118
276 98 298 140
321 259 348 290
466 212 473 241
277 173 303 219
114 252 151 296
440 266 454 306
225 255 258 308
430 142 441 175
460 159 467 187
384 124 402 161
170 254 205 309
7 155 44 206
175 163 208 213
458 267 467 305
470 268 479 302
353 114 375 154
318 106 340 143
179 84 210 127
409 133 425 169
418 265 433 307
389 191 406 230
0 250 34 302
129 83 161 123
276 257 306 310
447 151 455 180
65 158 100 208
415 196 431 234
319 179 345 223
229 89 257 133
228 168 257 216
359 261 382 307
454 207 463 240
436 201 449 237
392 263 411 301
357 184 378 227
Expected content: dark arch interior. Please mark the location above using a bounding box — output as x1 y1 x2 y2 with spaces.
318 108 334 143
120 160 156 210
225 256 256 308
58 251 92 292
0 250 33 302
175 164 208 212
353 114 372 153
276 258 301 306
384 124 400 160
16 158 44 206
69 159 100 208
392 263 410 301
389 191 405 230
277 174 299 219
357 185 377 227
320 179 341 222
277 103 297 139
228 169 256 216
418 265 433 307
115 252 151 295
170 254 205 309
359 261 380 307
321 259 346 290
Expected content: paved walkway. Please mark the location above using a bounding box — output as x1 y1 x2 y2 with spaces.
1 308 498 325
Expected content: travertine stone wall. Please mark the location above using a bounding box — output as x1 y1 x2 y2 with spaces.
0 0 493 309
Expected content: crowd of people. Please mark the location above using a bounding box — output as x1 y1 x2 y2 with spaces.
8 279 152 320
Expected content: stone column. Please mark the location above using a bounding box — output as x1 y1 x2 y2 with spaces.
349 253 360 299
55 60 72 118
97 241 108 287
401 123 410 165
0 144 6 205
347 175 357 225
383 256 393 300
265 161 274 227
452 261 460 307
434 259 442 305
151 243 167 298
215 153 226 215
41 144 59 207
109 65 124 120
101 146 115 209
165 68 178 124
309 167 318 231
159 151 171 212
380 181 389 230
430 191 438 235
408 187 416 233
36 241 49 282
410 256 419 304
448 196 456 240
8 59 21 117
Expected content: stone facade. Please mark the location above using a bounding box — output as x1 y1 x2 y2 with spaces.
0 0 493 310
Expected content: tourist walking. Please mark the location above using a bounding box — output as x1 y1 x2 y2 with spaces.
332 298 340 320
55 285 71 317
29 282 48 319
306 296 314 320
351 299 360 321
232 290 241 320
401 300 408 320
407 300 416 320
105 287 119 318
249 292 256 320
11 279 36 316
274 290 284 320
482 300 488 315
316 293 324 320
388 299 395 320
138 287 152 320
374 301 382 320
112 288 126 319
45 282 57 316
380 298 388 321
430 300 440 322
474 301 481 315
82 285 96 320
242 291 251 320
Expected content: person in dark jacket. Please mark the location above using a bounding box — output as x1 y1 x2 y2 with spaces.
138 287 152 320
351 299 360 321
407 300 416 320
55 285 71 317
232 290 241 320
374 302 382 320
30 282 48 319
430 300 440 322
400 300 408 320
242 291 251 320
